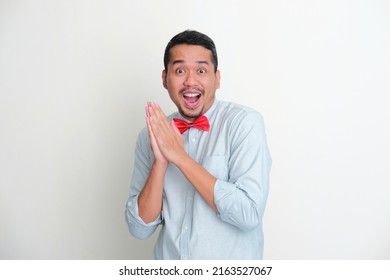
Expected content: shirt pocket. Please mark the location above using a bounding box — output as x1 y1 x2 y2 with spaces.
201 155 229 181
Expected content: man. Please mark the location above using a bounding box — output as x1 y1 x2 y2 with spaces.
125 30 271 259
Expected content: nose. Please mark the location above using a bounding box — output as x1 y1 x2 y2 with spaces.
183 71 198 87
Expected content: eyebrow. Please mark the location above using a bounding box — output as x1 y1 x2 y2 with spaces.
172 60 210 66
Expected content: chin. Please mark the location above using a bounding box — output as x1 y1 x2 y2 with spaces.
180 108 202 120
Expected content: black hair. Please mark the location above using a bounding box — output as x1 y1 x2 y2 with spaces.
163 30 218 73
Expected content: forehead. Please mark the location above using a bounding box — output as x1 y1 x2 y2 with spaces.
168 44 213 65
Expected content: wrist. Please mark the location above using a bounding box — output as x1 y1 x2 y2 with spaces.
170 150 190 167
152 159 169 171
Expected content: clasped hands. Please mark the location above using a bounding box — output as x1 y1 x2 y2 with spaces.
146 102 184 166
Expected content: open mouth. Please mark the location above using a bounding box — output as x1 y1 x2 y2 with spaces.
181 88 203 108
183 92 201 105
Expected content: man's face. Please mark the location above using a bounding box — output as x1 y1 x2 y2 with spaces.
162 44 220 121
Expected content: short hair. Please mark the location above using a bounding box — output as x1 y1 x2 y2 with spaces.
163 30 218 73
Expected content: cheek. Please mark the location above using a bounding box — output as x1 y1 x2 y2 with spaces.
167 78 184 92
166 75 177 85
205 79 218 91
167 82 178 94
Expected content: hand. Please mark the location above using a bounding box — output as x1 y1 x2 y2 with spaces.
146 104 168 166
146 102 184 164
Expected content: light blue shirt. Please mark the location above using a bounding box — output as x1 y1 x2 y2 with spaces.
125 100 271 259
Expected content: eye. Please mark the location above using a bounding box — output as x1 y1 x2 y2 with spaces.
176 68 185 74
197 68 206 74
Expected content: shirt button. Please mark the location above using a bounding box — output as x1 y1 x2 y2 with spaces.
191 138 196 143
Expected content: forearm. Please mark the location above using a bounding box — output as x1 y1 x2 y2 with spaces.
174 153 218 212
137 162 167 223
214 179 264 231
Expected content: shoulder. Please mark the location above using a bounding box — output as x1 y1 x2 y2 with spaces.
135 127 151 150
137 126 149 140
214 100 265 128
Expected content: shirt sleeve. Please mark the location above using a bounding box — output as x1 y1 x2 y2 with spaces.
213 111 272 231
125 128 162 239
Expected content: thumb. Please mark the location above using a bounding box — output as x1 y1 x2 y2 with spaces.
170 120 181 135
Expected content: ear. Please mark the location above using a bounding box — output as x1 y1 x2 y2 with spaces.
162 69 168 89
215 70 221 89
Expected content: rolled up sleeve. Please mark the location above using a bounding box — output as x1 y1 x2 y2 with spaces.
125 194 162 239
125 128 162 239
213 111 271 231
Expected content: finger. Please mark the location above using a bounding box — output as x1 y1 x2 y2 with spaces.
150 102 167 121
148 103 171 133
170 120 181 135
146 105 158 138
146 115 160 152
145 105 151 119
145 115 153 138
147 103 161 123
147 102 157 118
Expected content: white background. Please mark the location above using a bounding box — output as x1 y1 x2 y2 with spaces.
1 0 389 259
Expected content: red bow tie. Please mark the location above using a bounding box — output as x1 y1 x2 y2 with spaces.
173 115 210 134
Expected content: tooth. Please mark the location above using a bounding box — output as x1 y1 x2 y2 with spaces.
184 93 199 97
